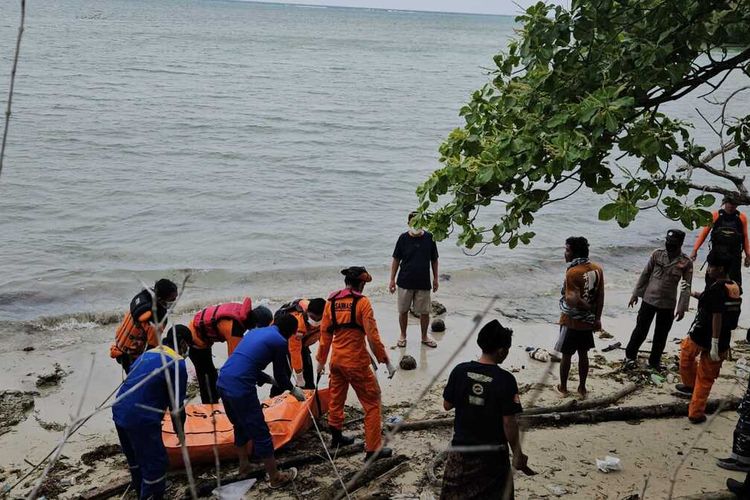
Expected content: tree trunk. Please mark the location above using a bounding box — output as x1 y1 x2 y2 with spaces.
389 396 740 432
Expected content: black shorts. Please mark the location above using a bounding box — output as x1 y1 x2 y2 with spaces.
560 327 595 356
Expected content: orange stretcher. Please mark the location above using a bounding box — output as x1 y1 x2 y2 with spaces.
162 388 330 468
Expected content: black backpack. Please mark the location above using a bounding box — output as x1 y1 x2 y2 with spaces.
711 210 744 251
274 299 307 323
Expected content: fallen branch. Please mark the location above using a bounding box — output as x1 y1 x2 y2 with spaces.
523 382 638 415
316 454 409 500
521 396 740 428
388 396 740 432
193 444 363 496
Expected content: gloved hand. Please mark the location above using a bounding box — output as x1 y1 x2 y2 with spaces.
386 360 397 379
710 338 721 361
291 386 306 402
295 371 306 387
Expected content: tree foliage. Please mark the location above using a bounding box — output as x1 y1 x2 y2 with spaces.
416 0 750 249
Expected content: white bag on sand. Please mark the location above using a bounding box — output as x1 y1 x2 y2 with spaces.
596 455 622 473
212 478 257 499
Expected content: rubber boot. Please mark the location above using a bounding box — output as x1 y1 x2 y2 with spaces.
365 447 393 461
330 427 355 448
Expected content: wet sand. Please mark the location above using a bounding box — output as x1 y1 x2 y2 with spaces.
1 278 749 498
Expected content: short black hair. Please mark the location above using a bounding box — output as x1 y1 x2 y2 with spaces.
251 305 273 328
154 279 178 299
707 250 731 272
275 313 298 339
163 324 192 352
308 298 326 316
477 319 513 353
565 236 590 259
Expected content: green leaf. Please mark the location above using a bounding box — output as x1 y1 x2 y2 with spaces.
598 203 618 221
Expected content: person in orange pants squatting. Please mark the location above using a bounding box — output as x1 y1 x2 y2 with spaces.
676 251 742 423
316 266 396 461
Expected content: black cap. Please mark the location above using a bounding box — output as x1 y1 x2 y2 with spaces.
477 319 513 352
341 266 372 283
666 229 685 244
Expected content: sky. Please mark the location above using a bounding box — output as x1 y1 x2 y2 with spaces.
246 0 567 16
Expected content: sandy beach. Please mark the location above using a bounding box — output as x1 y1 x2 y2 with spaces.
1 270 749 499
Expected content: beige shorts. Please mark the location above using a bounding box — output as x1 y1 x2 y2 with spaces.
397 288 431 315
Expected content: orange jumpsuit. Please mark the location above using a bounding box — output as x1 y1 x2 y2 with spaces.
288 308 320 374
679 337 724 419
317 289 388 453
188 318 246 404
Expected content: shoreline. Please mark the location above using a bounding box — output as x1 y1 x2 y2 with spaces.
2 277 750 497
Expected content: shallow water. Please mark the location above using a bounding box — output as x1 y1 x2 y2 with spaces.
0 0 747 327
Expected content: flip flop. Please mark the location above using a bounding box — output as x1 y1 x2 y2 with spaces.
397 338 407 348
269 467 298 489
421 338 437 348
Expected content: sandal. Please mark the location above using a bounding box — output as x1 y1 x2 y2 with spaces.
269 467 298 489
397 338 407 348
421 338 437 348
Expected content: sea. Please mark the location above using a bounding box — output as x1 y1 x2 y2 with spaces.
0 0 747 330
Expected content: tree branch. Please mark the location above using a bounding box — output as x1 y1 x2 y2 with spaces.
686 182 750 205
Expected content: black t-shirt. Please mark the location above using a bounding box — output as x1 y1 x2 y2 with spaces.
689 280 742 351
443 361 522 447
392 231 438 290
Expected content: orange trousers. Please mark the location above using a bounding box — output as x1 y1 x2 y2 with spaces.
679 337 723 419
328 364 382 452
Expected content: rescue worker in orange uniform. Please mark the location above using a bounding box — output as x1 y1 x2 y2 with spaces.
188 298 273 404
110 279 178 374
316 266 397 461
271 298 326 396
676 251 742 423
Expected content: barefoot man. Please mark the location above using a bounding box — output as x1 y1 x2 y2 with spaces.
555 236 604 399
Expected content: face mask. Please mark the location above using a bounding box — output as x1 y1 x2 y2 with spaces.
408 227 424 236
665 242 680 253
308 318 321 327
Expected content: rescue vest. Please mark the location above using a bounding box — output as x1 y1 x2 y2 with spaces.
112 289 162 358
326 289 365 334
274 298 309 323
192 297 253 343
711 209 744 251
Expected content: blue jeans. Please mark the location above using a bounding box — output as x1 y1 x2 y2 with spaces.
116 423 167 499
219 386 274 458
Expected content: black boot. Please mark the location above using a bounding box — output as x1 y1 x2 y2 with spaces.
330 427 355 448
365 447 393 461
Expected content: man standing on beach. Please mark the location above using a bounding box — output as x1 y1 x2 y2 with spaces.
676 251 742 423
440 319 531 500
625 229 692 370
317 266 396 461
556 236 604 399
389 211 440 348
690 195 750 285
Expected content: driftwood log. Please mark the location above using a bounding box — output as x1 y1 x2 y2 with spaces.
523 382 639 415
316 454 409 500
387 396 740 432
521 396 740 428
77 445 365 499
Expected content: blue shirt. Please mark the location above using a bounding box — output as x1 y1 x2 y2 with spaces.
112 346 187 429
217 325 293 398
